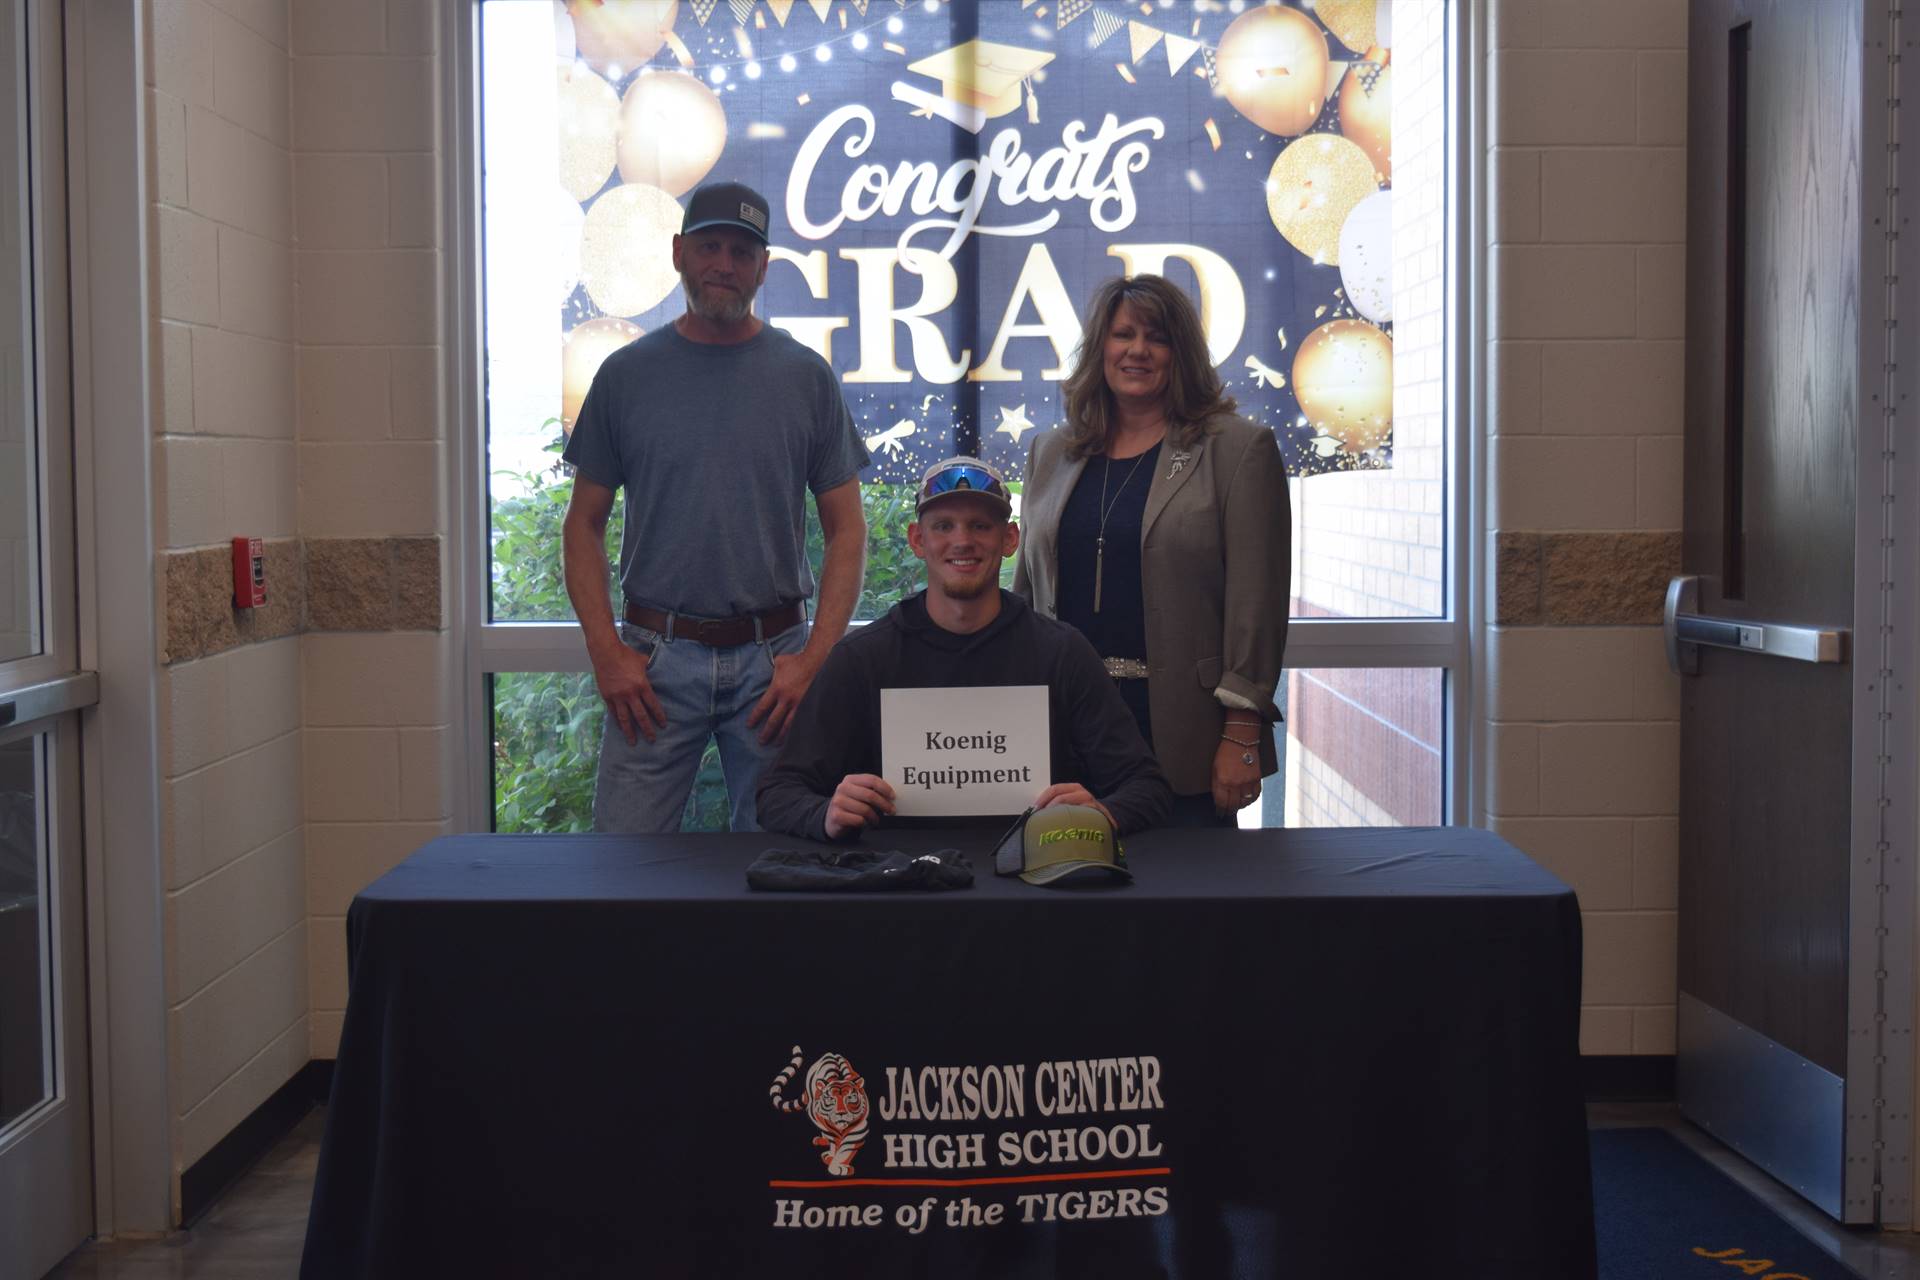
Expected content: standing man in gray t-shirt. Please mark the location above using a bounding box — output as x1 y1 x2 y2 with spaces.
562 180 869 833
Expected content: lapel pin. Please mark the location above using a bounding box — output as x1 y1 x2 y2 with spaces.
1168 450 1192 478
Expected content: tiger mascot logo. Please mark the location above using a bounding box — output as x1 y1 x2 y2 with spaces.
768 1045 870 1178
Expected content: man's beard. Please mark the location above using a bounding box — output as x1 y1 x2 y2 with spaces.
682 272 757 325
936 569 997 601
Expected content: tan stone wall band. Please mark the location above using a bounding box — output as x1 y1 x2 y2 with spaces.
1495 531 1680 627
162 537 444 665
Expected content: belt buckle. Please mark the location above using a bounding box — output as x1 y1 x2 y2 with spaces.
693 618 730 644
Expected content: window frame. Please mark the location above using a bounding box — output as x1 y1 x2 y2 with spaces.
443 0 1481 833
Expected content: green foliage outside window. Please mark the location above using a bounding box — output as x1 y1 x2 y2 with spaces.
490 431 1014 833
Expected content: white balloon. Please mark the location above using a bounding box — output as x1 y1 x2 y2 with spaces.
1338 189 1392 324
1374 0 1391 49
554 2 577 62
554 187 586 305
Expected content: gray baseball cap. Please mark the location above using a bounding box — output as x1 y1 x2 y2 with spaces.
680 180 771 244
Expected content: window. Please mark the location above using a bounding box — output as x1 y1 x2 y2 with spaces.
461 0 1466 832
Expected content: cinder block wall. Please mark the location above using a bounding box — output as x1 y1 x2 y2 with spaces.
1485 0 1687 1056
290 0 450 1062
147 0 448 1207
149 0 307 1190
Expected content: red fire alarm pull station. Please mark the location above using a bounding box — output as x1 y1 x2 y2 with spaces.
232 537 266 609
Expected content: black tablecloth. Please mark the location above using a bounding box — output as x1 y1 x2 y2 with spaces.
301 827 1596 1279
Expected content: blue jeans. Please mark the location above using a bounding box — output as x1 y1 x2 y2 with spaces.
592 619 807 834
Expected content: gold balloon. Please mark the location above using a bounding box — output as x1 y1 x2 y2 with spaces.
1215 5 1330 138
557 63 621 203
579 183 684 317
616 71 728 197
561 316 644 431
1291 319 1393 453
567 0 678 77
1315 0 1377 56
1339 53 1392 182
1266 134 1379 264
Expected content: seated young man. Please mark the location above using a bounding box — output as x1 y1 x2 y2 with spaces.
756 456 1173 842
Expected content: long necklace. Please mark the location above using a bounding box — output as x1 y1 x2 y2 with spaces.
1094 446 1152 613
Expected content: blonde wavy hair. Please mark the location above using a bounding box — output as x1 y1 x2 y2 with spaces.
1058 274 1237 460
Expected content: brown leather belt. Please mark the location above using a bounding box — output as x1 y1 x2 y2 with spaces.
623 600 804 647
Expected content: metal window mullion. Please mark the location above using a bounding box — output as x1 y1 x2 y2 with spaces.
451 0 488 833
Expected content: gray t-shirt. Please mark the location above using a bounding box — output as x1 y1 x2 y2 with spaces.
563 324 869 618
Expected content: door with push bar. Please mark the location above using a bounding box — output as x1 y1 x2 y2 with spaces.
0 2 98 1274
1675 0 1916 1226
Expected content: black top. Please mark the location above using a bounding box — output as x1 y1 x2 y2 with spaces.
755 590 1173 841
1058 442 1160 743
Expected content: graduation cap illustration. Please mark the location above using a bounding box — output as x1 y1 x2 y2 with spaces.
891 39 1055 133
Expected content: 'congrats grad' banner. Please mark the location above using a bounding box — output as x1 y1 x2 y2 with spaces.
551 0 1396 482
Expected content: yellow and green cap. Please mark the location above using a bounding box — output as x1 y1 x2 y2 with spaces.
993 804 1131 886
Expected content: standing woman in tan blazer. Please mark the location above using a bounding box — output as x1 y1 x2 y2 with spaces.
1013 275 1291 826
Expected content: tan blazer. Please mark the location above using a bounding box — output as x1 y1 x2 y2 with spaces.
1012 414 1291 796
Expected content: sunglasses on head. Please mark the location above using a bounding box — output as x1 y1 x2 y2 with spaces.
919 464 1007 502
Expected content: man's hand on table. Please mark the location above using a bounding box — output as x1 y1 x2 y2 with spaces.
825 773 896 840
1034 783 1115 830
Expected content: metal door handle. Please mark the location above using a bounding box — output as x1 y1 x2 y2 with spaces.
1664 576 1849 675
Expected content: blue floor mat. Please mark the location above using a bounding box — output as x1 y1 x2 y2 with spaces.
1591 1128 1865 1280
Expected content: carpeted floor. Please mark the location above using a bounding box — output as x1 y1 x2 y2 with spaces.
1593 1128 1866 1280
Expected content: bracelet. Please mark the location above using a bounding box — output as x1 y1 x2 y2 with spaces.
1221 731 1259 748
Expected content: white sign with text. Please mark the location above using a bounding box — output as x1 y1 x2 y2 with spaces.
880 686 1050 817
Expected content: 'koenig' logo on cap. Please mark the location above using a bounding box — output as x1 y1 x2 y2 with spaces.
740 202 769 231
1038 826 1106 847
769 1046 870 1178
